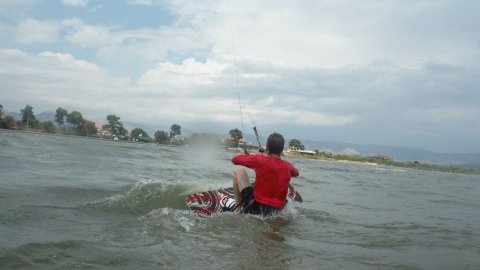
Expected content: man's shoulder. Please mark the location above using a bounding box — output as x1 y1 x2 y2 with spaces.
278 158 297 169
233 154 263 163
271 156 292 166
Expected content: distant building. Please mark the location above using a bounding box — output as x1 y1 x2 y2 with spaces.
100 129 112 137
170 135 186 144
285 146 315 156
297 150 316 156
285 146 299 152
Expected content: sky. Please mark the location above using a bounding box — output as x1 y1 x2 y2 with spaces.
1 0 479 153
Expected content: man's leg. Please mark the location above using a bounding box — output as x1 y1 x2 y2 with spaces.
233 167 251 213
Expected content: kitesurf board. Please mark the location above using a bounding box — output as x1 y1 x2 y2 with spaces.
185 184 302 216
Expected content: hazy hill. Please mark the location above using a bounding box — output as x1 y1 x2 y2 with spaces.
6 110 56 122
6 111 20 119
36 111 56 122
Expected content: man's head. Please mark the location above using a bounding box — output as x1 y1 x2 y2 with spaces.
266 132 285 155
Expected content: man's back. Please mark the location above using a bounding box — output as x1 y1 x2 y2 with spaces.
232 154 299 209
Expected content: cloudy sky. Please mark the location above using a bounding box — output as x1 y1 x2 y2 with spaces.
1 0 479 153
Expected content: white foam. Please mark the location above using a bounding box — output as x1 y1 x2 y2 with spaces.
141 207 199 233
178 180 231 196
176 215 195 232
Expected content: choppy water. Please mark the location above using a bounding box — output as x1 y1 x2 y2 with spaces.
0 129 479 270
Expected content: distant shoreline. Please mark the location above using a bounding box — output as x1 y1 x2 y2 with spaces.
226 147 478 174
283 152 479 175
1 128 129 143
3 128 478 174
0 128 182 147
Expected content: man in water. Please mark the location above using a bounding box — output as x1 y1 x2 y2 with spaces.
231 132 299 216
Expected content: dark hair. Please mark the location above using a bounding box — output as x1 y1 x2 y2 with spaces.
266 132 285 155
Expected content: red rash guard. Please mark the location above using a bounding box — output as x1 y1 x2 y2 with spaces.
232 154 299 209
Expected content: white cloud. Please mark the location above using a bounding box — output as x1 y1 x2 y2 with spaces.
165 0 480 69
94 27 210 65
0 48 359 129
16 19 60 44
37 51 102 71
17 0 469 76
138 58 226 94
11 16 209 63
126 0 153 6
13 17 117 49
14 18 113 47
64 23 112 47
61 0 89 7
0 0 35 15
58 18 113 47
0 49 126 116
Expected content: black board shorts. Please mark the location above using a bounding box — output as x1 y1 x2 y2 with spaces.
240 186 278 216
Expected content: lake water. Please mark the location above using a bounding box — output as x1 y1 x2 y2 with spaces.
0 129 479 269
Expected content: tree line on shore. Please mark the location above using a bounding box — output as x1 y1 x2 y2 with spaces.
0 104 183 144
0 104 308 150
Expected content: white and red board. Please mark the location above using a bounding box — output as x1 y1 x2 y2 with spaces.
185 184 302 216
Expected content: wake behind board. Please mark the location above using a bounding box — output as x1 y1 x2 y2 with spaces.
185 184 302 216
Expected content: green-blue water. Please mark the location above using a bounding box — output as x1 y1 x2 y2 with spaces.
1 129 479 269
